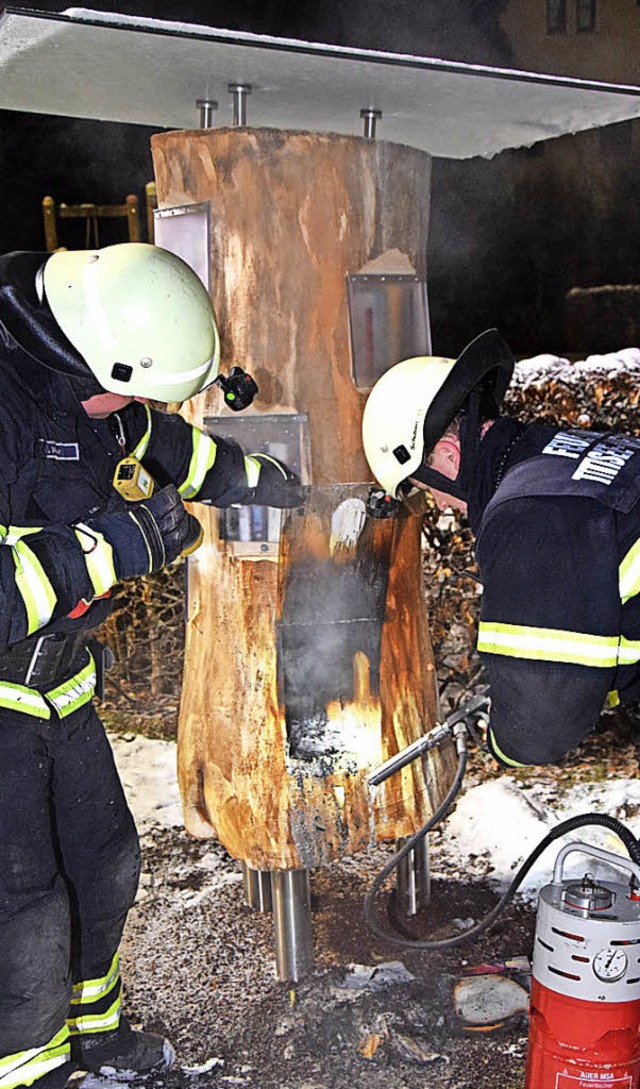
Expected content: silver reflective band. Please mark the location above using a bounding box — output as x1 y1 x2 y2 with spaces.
71 953 120 1004
46 657 97 718
67 994 122 1035
0 1025 69 1089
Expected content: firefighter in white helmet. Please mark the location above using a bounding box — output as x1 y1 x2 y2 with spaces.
0 243 303 1089
363 329 640 771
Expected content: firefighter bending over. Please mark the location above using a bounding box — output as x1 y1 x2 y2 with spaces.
0 243 303 1089
362 329 640 769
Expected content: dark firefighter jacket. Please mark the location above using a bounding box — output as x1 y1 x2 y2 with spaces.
467 417 640 767
0 252 276 711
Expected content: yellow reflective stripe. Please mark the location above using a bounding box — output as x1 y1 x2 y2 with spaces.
607 690 621 708
618 637 640 665
12 540 56 635
488 729 527 768
0 658 98 721
67 993 122 1035
74 524 117 597
46 656 96 719
245 456 261 488
178 427 217 500
478 621 619 668
620 538 640 605
0 1025 69 1089
71 953 120 1005
3 526 42 545
0 681 50 719
131 403 153 460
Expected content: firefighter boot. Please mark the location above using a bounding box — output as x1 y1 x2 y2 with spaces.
71 1017 175 1075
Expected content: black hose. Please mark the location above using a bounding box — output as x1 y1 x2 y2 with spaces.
365 749 640 950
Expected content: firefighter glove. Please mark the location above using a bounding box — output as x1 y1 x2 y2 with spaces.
82 485 203 578
248 453 306 508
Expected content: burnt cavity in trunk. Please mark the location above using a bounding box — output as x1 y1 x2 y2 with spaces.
278 554 389 760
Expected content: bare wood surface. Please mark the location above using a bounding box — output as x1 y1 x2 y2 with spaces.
151 128 431 483
152 128 456 867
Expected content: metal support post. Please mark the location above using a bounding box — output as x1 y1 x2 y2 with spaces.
196 98 218 128
241 862 273 912
271 869 313 981
360 108 382 140
396 835 431 915
228 83 252 127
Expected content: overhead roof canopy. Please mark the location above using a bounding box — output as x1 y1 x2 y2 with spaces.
2 6 640 159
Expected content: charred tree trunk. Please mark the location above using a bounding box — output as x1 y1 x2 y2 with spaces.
151 128 456 869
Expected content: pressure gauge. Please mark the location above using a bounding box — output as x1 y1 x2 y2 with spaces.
592 947 628 982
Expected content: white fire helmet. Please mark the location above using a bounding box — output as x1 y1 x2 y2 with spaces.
43 243 220 403
362 356 456 499
362 331 515 499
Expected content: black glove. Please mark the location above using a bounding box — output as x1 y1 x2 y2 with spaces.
83 485 203 578
249 453 306 509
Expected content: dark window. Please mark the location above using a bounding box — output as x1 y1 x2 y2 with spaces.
547 0 567 33
576 0 596 31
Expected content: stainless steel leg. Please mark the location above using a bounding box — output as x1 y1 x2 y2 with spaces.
396 835 431 916
270 869 313 981
241 862 273 912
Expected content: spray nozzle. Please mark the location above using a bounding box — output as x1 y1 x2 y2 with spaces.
367 689 488 787
366 487 402 520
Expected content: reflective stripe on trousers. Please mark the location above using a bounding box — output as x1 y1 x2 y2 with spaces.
0 954 123 1088
68 953 123 1036
0 1027 70 1089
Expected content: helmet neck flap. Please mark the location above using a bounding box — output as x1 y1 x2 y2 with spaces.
408 388 483 503
405 329 515 503
0 251 104 399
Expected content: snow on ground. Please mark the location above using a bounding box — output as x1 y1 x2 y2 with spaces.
442 775 640 898
110 732 183 832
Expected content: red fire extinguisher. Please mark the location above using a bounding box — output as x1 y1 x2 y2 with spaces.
526 842 640 1089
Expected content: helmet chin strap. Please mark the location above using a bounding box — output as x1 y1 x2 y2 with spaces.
407 390 483 505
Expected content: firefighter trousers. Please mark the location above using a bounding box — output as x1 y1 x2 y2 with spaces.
0 700 141 1089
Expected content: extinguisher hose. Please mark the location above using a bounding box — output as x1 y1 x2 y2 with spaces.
364 750 640 949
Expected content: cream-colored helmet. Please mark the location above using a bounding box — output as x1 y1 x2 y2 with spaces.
43 243 220 403
362 330 515 499
362 356 456 499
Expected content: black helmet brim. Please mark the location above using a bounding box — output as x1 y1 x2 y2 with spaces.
422 328 515 458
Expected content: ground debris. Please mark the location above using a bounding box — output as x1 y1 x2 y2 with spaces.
391 1032 449 1065
338 961 416 991
114 826 536 1089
